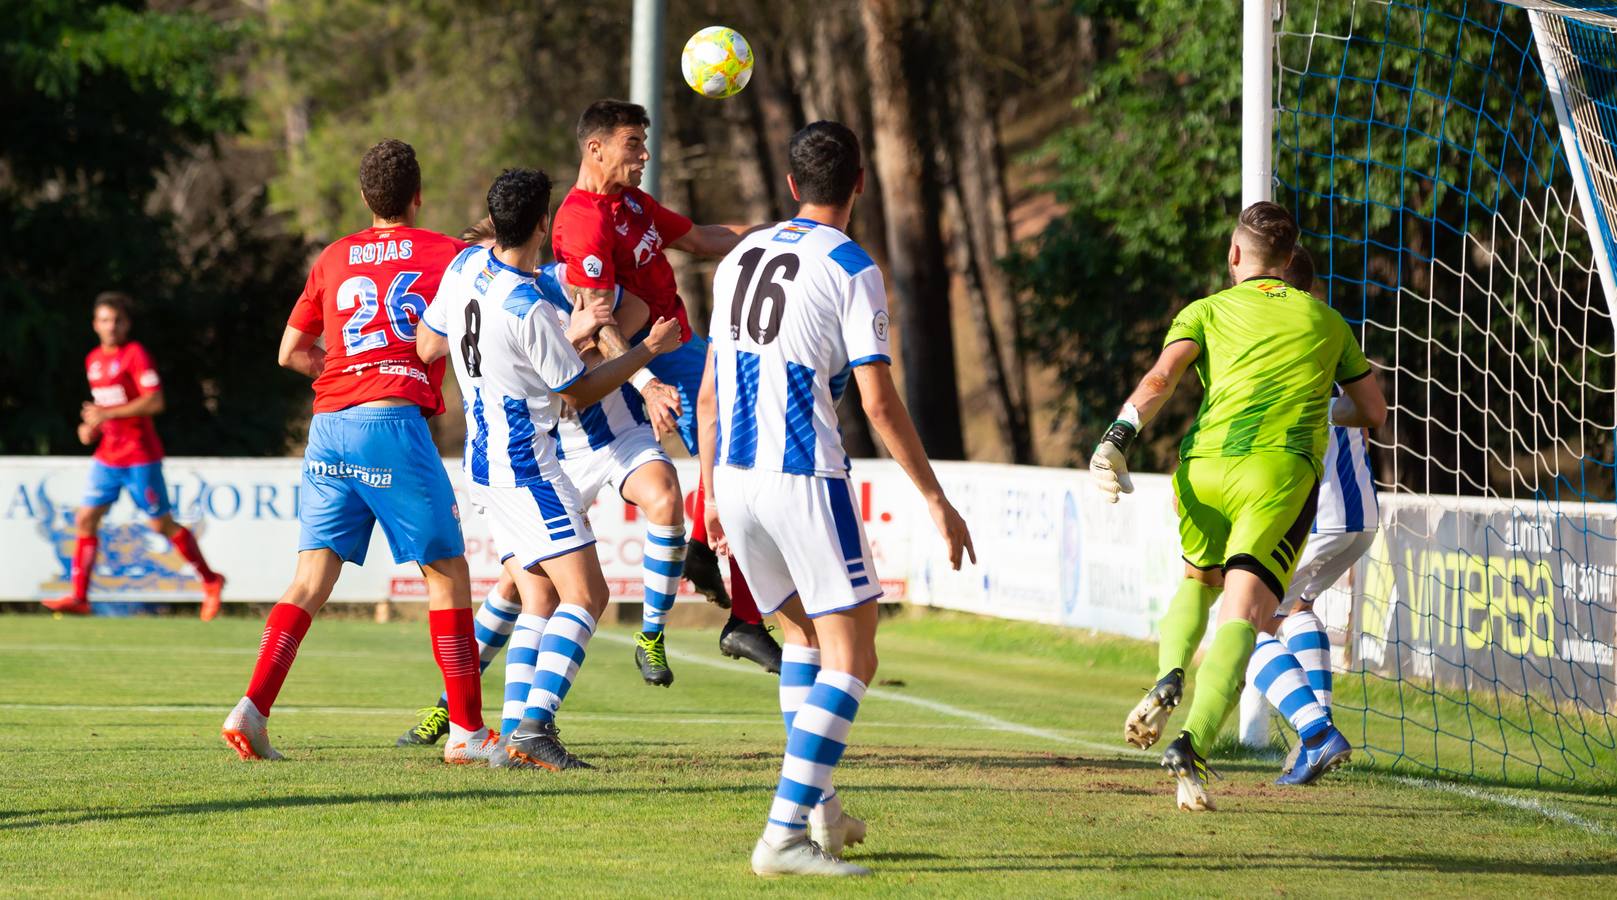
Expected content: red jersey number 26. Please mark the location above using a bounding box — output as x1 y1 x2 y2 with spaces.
338 272 425 353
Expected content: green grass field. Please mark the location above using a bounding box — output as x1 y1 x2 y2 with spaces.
1 609 1614 897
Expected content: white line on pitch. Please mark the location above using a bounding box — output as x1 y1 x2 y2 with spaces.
1392 776 1613 837
592 631 1150 758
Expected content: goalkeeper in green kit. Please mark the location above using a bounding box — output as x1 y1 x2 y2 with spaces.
1089 202 1387 810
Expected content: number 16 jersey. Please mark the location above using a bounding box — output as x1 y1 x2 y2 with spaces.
287 225 466 414
708 218 891 479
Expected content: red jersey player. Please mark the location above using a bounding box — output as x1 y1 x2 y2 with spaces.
220 139 496 766
552 99 781 673
43 292 226 619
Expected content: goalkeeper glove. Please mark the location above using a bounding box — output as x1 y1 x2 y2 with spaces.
1090 418 1137 503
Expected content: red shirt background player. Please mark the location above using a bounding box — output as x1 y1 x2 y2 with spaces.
44 292 226 619
286 226 463 414
84 339 164 467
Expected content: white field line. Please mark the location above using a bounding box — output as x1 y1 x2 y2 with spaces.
592 631 1152 758
1391 776 1614 837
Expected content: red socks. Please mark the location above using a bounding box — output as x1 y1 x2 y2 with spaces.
692 482 764 625
729 557 763 625
430 607 484 732
245 603 312 715
169 526 218 582
68 535 99 601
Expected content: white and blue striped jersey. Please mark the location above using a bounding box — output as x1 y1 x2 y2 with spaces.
1313 425 1379 533
708 218 892 478
422 247 586 487
532 263 649 460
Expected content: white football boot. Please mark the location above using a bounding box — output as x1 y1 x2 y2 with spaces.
809 807 867 857
751 836 870 878
221 697 283 761
443 725 501 765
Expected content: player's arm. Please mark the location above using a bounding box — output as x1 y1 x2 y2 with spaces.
557 317 682 409
1329 369 1388 428
668 223 751 259
277 324 326 379
1089 339 1200 504
696 346 726 553
80 389 165 429
855 362 975 570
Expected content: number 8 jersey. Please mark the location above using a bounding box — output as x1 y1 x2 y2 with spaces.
708 218 892 478
287 225 467 414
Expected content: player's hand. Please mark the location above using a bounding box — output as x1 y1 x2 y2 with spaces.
640 379 682 441
568 295 615 346
76 422 99 446
1089 442 1135 503
644 317 681 355
928 496 976 570
703 499 729 557
81 403 106 428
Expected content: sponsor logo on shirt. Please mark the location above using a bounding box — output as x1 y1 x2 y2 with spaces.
92 386 129 406
632 226 662 268
379 363 430 385
583 255 604 278
306 459 394 487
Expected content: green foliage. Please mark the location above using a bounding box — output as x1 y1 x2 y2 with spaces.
0 2 309 456
1005 0 1242 469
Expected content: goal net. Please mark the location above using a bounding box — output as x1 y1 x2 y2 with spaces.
1268 0 1617 784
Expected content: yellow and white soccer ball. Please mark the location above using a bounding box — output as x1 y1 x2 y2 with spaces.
681 26 754 99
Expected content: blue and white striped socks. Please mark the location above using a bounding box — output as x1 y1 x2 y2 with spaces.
763 668 866 846
1281 610 1332 710
524 604 597 724
779 644 821 732
641 523 686 634
502 613 548 733
1249 632 1331 746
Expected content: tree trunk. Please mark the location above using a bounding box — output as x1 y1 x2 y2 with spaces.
947 3 1032 462
860 0 965 459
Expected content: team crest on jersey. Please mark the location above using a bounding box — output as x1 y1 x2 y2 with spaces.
773 222 814 244
109 361 121 376
623 194 643 215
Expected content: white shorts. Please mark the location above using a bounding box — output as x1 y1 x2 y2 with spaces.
561 425 671 507
714 467 882 618
469 478 595 569
1281 529 1376 611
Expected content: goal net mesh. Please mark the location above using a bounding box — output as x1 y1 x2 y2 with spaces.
1273 0 1617 784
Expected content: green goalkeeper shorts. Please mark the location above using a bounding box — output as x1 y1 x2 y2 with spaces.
1173 452 1320 600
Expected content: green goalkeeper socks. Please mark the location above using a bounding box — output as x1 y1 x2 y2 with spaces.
1183 619 1257 755
1156 579 1221 680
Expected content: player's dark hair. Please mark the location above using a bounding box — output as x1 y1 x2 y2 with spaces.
788 121 862 206
461 216 496 244
486 168 554 250
1283 244 1316 293
359 139 421 221
1236 201 1300 269
94 291 132 318
577 99 650 144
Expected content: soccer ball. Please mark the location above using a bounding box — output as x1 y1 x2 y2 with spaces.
681 26 754 99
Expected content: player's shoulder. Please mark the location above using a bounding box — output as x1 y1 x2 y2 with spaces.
446 244 488 276
533 263 571 312
495 276 545 322
121 340 153 361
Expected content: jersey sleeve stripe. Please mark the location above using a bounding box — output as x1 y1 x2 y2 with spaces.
1163 336 1199 350
1337 367 1372 384
552 364 586 392
828 240 876 276
847 353 891 368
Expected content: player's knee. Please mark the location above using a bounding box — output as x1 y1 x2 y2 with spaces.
640 488 683 528
75 506 104 535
